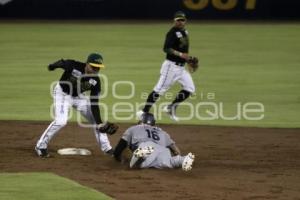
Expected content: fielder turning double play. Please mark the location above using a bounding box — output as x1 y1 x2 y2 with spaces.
35 53 118 157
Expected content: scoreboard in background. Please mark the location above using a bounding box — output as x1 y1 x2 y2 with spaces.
0 0 299 19
183 0 257 11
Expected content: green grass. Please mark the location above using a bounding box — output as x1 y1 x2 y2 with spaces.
0 172 112 200
0 22 299 127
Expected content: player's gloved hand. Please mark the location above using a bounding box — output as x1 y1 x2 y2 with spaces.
48 64 56 71
187 56 199 73
97 122 119 135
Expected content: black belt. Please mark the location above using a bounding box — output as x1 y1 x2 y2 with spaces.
167 60 185 66
175 62 185 66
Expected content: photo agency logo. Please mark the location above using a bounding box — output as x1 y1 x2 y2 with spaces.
49 74 265 125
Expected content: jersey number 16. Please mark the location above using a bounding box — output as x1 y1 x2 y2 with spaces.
146 129 160 141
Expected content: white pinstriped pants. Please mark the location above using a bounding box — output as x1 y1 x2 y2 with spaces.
154 60 195 95
36 84 112 152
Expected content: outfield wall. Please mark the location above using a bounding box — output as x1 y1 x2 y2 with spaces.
0 0 299 20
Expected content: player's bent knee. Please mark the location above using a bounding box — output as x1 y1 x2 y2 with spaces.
184 86 195 94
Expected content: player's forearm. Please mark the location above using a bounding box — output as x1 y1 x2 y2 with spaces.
48 59 67 71
169 144 181 155
163 47 174 55
90 101 102 125
164 47 181 55
164 48 188 60
113 139 128 162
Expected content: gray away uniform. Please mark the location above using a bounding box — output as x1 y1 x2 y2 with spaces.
121 124 186 169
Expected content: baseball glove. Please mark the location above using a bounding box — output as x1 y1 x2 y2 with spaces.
187 56 199 73
98 122 119 135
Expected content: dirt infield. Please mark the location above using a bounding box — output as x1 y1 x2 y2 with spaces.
0 121 299 200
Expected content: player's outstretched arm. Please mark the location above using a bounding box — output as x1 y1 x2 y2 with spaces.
168 143 181 156
113 139 128 162
48 59 68 71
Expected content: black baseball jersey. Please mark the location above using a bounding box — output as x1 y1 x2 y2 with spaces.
163 27 189 64
49 59 102 124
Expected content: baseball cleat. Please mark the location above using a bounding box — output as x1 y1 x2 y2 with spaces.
182 153 195 171
163 105 179 122
130 146 154 168
136 110 145 120
134 146 154 158
105 148 114 156
35 147 50 158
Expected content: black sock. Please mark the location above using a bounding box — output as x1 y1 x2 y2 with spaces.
171 90 191 108
143 91 160 113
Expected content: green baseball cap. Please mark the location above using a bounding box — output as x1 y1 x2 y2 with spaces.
87 53 105 68
174 11 187 21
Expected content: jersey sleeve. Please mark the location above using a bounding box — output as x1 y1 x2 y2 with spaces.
48 59 73 71
90 78 102 124
121 127 132 143
163 30 176 54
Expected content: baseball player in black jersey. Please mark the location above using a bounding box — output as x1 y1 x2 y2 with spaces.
137 11 196 121
35 53 116 157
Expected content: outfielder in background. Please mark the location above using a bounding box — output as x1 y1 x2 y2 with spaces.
137 11 199 121
113 113 195 171
35 53 118 158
